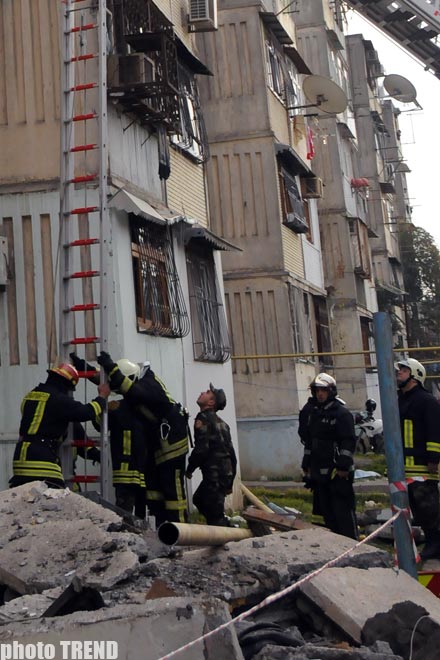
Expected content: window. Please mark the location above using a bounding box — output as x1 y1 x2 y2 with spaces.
130 216 190 337
279 167 307 233
348 218 371 279
289 285 314 357
171 63 209 162
266 42 283 97
360 317 374 368
314 297 333 367
186 244 231 362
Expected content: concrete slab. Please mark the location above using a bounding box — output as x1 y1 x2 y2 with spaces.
299 566 440 643
0 597 244 660
144 528 391 607
0 482 158 594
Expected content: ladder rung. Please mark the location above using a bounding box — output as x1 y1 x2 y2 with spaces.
69 337 100 345
70 303 100 311
69 82 98 92
70 54 97 63
69 173 98 183
72 440 99 448
68 206 98 214
68 475 100 483
68 238 100 246
70 143 97 153
79 369 100 379
69 270 99 279
68 23 96 34
72 113 98 122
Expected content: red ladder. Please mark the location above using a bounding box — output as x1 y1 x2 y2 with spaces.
59 0 111 497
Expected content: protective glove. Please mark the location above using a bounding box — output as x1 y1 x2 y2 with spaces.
69 352 99 383
69 352 87 371
97 350 117 374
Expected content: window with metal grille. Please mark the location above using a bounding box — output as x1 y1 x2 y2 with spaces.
171 63 209 163
130 215 190 337
186 244 231 362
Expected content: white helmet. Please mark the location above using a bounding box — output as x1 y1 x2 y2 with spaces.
395 358 426 385
116 358 140 382
310 373 337 396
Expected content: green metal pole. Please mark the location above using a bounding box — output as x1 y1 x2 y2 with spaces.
373 312 417 578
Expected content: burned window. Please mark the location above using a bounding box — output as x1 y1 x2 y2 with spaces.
279 167 308 233
171 63 209 163
186 244 231 363
130 216 189 337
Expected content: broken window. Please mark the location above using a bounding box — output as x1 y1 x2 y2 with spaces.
186 244 231 363
279 167 307 233
171 63 209 163
289 285 314 357
130 216 189 337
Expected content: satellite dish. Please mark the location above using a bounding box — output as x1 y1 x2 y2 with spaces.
302 75 348 114
383 74 418 104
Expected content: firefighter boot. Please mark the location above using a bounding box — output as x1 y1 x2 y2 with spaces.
420 530 440 561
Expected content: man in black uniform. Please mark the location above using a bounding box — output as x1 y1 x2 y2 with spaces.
185 383 237 526
70 353 148 517
10 363 110 489
97 351 189 526
299 373 358 539
396 358 440 560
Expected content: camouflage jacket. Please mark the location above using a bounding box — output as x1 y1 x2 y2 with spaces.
187 410 237 480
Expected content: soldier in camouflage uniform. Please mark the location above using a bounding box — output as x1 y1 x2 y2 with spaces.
185 383 237 526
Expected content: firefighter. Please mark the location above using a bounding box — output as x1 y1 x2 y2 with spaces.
95 360 148 518
396 358 440 560
185 383 237 526
97 351 189 526
70 353 149 517
10 363 110 489
299 373 358 539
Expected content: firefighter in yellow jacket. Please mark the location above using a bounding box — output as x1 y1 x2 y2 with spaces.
97 351 189 526
10 363 110 489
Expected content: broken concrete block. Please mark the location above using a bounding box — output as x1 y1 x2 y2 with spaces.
143 529 390 607
299 566 440 645
0 597 244 660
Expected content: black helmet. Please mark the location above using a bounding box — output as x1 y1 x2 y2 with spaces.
365 399 376 413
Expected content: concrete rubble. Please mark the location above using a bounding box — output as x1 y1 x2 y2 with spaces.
0 482 439 659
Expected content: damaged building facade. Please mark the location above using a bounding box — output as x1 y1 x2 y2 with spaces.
196 0 411 478
0 0 241 503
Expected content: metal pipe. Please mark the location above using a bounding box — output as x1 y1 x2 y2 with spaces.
158 522 253 546
231 346 440 361
373 312 417 579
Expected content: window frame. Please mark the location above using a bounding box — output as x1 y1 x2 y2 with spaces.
130 215 190 338
186 242 231 363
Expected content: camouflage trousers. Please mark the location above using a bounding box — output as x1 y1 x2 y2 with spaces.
192 478 229 526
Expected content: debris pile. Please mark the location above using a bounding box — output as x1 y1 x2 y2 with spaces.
1 482 440 659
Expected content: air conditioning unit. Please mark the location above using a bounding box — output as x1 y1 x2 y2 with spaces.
107 53 155 89
284 213 308 234
189 0 218 32
301 176 323 199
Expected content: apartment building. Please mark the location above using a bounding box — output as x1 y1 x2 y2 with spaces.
0 0 241 500
196 0 330 478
